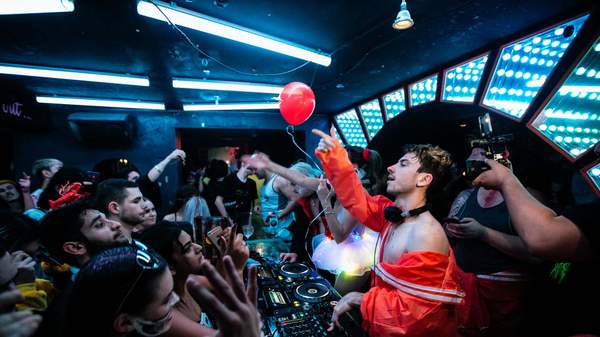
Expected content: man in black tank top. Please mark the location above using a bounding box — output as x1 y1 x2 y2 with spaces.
472 142 600 336
445 148 539 336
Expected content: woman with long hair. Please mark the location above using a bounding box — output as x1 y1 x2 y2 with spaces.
163 185 210 223
65 243 179 337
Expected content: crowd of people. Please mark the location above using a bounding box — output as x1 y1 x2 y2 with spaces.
0 128 598 337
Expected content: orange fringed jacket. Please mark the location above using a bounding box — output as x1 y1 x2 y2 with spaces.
316 141 464 337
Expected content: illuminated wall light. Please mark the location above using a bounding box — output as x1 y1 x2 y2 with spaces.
442 55 488 103
531 37 600 159
335 110 368 147
483 15 589 119
137 0 331 66
409 74 437 107
382 88 406 121
359 99 384 139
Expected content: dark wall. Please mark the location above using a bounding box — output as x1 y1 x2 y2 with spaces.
3 108 329 211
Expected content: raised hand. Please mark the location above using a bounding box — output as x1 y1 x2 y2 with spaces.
311 126 338 153
472 159 514 190
279 252 298 263
168 149 186 164
218 225 249 272
0 290 43 337
11 251 36 285
18 173 31 193
187 256 260 337
242 152 271 171
446 217 486 239
328 291 363 331
316 178 334 204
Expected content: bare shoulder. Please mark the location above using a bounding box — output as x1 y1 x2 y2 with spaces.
408 214 449 255
163 213 175 221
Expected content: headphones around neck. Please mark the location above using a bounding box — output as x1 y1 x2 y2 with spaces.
383 204 430 223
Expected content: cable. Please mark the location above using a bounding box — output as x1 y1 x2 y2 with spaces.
286 126 323 173
150 1 312 76
304 206 328 264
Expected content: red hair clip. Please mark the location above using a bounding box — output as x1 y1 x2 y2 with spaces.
362 149 370 161
48 181 90 209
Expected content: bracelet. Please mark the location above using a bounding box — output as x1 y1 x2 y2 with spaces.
324 208 335 215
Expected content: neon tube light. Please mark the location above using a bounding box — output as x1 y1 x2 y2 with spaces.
0 63 150 86
173 78 283 94
137 0 331 66
36 96 165 110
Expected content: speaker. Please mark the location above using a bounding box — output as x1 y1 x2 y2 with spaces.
68 113 137 146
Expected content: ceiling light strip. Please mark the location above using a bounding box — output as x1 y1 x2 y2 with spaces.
0 0 74 15
173 78 283 94
0 63 149 86
36 96 165 110
137 0 331 66
183 102 279 111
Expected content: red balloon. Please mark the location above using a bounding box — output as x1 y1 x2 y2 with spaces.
279 82 315 126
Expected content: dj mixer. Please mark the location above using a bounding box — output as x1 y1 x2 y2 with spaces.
254 257 367 337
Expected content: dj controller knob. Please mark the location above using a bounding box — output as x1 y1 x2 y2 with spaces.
302 302 311 311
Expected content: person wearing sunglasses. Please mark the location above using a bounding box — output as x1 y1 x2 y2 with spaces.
65 242 261 337
64 242 178 337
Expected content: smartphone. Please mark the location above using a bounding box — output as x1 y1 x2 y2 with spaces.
442 217 464 224
206 226 224 249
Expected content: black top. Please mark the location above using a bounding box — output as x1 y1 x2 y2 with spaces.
453 188 526 274
216 173 257 224
138 174 162 213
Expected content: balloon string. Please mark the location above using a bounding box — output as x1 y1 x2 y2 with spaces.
286 126 323 173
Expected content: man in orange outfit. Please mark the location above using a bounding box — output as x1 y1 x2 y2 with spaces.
313 127 464 337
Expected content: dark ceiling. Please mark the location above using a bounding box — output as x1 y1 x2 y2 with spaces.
0 0 595 115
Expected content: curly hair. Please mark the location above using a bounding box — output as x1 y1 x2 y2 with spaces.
401 144 453 193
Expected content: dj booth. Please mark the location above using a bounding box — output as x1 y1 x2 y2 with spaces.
252 254 367 337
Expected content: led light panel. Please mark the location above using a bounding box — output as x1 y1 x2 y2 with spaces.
332 125 345 144
334 109 368 147
585 161 600 195
530 37 600 159
359 99 384 140
483 15 589 120
382 88 406 120
443 54 489 102
410 74 437 107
